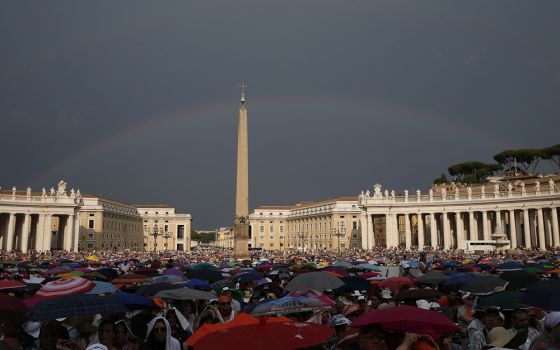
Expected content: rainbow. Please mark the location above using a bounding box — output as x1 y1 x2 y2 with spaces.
29 93 510 185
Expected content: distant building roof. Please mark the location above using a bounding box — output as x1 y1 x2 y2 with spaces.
133 204 174 208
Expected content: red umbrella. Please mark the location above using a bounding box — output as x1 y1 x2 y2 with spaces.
378 276 415 294
0 294 28 323
35 277 94 299
352 305 459 340
194 318 333 350
0 280 26 290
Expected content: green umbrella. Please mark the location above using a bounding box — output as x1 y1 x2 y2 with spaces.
191 262 217 271
523 266 545 274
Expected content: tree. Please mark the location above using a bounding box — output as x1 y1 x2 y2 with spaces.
447 161 502 184
494 148 544 173
433 173 448 185
542 144 560 172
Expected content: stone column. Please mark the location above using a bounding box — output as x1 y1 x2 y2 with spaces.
482 211 490 241
496 211 503 236
430 213 437 248
509 210 517 248
455 212 464 250
5 213 16 251
523 209 531 247
63 215 74 251
537 208 546 250
417 213 425 249
443 212 451 250
515 212 523 246
35 214 45 251
43 214 53 251
468 211 475 240
387 213 398 248
234 98 249 258
552 207 559 248
21 214 31 253
72 214 80 251
404 214 411 249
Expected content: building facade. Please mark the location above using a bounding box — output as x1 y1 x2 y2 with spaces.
359 177 560 251
136 205 192 251
79 195 144 251
0 181 81 252
216 227 234 249
248 198 362 252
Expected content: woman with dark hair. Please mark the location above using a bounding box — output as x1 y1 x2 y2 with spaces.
113 321 136 350
141 317 180 350
164 309 191 344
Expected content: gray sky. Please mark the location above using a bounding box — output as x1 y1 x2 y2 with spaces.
1 1 559 230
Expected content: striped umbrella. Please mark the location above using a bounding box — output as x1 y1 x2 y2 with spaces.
36 277 94 299
0 280 26 290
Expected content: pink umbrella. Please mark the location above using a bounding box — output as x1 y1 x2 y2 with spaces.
35 277 94 299
163 268 184 276
0 280 26 290
286 288 335 307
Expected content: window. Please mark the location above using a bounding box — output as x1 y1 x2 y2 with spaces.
269 243 274 247
89 214 94 217
88 219 94 229
280 226 283 233
155 212 158 215
177 225 184 239
270 226 274 233
353 221 358 230
260 226 264 233
270 236 274 240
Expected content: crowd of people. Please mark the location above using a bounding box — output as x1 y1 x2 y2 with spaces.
0 246 559 350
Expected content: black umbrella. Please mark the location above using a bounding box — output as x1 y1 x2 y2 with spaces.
415 271 449 286
459 276 508 295
135 282 182 296
285 272 344 292
501 271 539 291
186 269 225 282
340 276 371 292
476 291 526 311
520 280 560 311
28 294 128 321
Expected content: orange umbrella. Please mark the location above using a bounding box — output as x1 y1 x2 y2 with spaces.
186 313 292 348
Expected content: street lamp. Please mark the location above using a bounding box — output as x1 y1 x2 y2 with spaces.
331 222 345 253
297 232 305 251
162 230 171 251
146 224 163 252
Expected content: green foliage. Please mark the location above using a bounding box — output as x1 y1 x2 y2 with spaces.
433 173 448 185
447 161 502 184
493 148 546 172
191 231 216 243
542 144 560 171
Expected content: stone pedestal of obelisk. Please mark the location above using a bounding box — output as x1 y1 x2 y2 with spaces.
234 87 250 259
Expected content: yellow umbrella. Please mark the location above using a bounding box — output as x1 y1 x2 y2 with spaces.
57 271 84 278
86 255 99 261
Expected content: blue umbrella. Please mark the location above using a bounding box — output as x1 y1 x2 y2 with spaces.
87 281 117 294
114 292 157 309
28 294 128 321
496 262 523 271
442 272 477 289
233 270 263 283
186 279 211 290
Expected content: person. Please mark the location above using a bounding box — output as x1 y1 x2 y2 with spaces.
216 295 237 323
470 310 505 350
38 321 69 350
113 321 135 350
458 293 475 332
164 309 191 344
529 312 560 350
97 321 115 350
508 309 539 350
141 317 180 350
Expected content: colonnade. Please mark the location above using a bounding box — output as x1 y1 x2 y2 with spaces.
0 212 80 252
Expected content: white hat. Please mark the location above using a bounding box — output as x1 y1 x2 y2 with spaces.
85 344 108 350
381 288 392 299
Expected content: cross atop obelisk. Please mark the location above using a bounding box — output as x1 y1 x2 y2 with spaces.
234 83 250 258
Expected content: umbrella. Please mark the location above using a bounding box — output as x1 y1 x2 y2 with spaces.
393 288 440 302
460 276 508 295
285 289 336 307
415 271 449 286
341 276 371 292
523 265 546 274
86 281 118 294
500 271 539 291
520 280 560 310
86 255 99 261
0 294 28 323
45 267 71 276
321 266 350 277
155 287 216 300
285 272 344 292
83 271 108 281
192 316 333 350
476 291 526 311
442 272 477 289
352 305 459 340
36 277 94 299
378 277 415 294
250 297 331 317
186 279 212 290
191 262 217 271
146 275 185 284
232 270 262 283
163 268 184 276
112 273 147 285
496 262 524 271
0 280 26 290
97 268 119 279
357 263 381 272
114 292 157 309
186 269 224 282
28 294 128 321
135 282 182 296
186 313 292 347
333 261 353 269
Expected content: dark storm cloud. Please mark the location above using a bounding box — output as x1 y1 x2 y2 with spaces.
1 1 559 229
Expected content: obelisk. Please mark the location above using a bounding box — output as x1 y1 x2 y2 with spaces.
234 83 250 258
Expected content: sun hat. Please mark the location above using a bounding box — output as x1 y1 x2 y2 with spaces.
487 327 515 348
